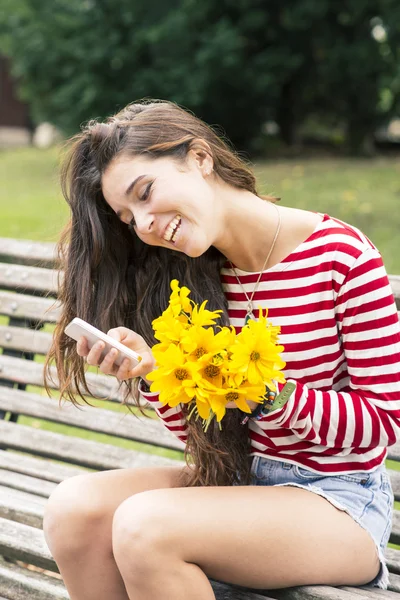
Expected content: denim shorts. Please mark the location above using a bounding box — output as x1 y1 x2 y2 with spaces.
250 456 394 589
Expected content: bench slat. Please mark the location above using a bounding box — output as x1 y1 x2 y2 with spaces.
340 588 398 599
0 291 60 322
0 486 45 529
266 585 373 600
391 512 400 545
387 573 400 593
388 470 400 502
0 354 131 403
0 559 67 600
385 548 400 575
0 325 53 355
0 518 55 572
389 276 400 304
0 387 184 452
0 469 57 498
0 262 59 295
0 451 86 483
0 420 183 470
0 238 57 268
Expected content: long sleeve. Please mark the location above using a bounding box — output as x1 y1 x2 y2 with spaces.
139 382 188 444
254 248 400 450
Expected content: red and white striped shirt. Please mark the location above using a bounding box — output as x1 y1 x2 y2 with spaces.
140 214 400 474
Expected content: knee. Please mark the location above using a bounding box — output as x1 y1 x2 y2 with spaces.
43 474 107 559
112 491 171 576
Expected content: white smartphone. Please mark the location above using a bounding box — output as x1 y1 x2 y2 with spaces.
64 317 141 369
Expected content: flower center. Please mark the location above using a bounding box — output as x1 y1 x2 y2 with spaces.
250 351 260 361
174 368 189 381
194 347 206 358
204 364 220 378
225 391 239 402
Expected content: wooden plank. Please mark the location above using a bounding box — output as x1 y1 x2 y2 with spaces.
0 420 183 470
0 325 52 355
269 585 371 600
0 518 56 572
389 275 400 304
390 511 400 546
0 355 126 403
0 485 45 529
211 582 274 600
0 451 86 483
0 238 57 269
0 469 57 498
388 469 400 502
0 387 184 452
0 291 60 322
0 354 128 403
340 588 399 599
387 446 400 463
0 556 68 600
387 572 400 593
0 263 59 295
385 547 400 575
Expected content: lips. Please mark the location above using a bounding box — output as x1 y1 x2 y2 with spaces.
163 215 182 243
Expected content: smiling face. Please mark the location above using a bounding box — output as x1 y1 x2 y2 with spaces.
101 150 219 257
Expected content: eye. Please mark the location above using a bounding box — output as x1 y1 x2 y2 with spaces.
140 181 153 201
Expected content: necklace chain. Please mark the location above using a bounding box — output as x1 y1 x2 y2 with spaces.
229 202 281 324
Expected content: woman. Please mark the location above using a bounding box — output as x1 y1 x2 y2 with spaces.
43 99 399 599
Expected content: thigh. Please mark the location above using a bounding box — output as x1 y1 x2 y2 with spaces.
117 484 380 589
44 462 190 549
48 463 190 514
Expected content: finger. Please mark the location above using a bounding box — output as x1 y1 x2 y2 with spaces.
85 341 105 366
115 357 134 381
128 351 154 378
98 347 121 375
108 327 145 350
106 328 124 342
76 336 90 357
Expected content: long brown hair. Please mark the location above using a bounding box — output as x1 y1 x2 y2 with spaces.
44 99 274 487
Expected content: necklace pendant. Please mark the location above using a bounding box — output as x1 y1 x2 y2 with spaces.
244 311 253 326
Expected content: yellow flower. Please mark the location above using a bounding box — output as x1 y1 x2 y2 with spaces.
152 305 189 346
229 308 286 387
191 387 228 423
146 344 200 406
180 325 234 361
211 379 266 414
169 279 192 317
190 300 223 327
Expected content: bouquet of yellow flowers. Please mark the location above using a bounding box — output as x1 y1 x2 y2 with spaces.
146 280 286 430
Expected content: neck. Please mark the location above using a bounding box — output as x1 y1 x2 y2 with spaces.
213 187 281 272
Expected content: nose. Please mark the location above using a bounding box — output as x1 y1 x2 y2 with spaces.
133 208 154 235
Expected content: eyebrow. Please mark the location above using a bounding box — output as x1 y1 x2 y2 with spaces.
116 174 147 219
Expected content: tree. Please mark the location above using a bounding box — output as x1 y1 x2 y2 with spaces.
1 0 399 154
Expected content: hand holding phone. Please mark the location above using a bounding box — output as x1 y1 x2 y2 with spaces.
65 318 142 371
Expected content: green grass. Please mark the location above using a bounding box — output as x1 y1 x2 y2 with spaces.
1 146 400 469
0 146 67 242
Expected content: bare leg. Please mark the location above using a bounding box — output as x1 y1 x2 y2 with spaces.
112 485 380 600
43 465 189 600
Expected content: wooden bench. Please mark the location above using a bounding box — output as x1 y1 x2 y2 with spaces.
1 236 400 600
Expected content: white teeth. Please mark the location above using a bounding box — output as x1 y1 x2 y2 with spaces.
163 215 182 242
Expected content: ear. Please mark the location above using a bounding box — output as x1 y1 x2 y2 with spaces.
187 139 214 177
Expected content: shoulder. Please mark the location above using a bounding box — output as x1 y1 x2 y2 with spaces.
319 214 376 254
